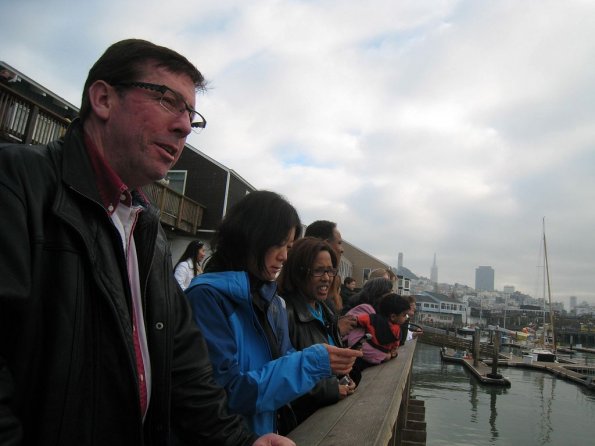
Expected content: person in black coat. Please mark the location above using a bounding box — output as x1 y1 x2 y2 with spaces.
277 237 360 424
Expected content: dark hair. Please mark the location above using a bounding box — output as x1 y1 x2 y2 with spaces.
204 191 301 277
354 278 394 308
277 237 337 297
344 277 355 285
304 220 337 241
80 39 206 122
378 293 410 318
175 240 204 276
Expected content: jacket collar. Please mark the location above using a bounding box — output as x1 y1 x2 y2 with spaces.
55 119 104 206
289 292 334 324
58 119 149 213
188 270 280 306
188 271 251 303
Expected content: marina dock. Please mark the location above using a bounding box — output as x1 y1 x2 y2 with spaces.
440 347 511 386
424 326 595 391
483 354 595 390
567 346 595 354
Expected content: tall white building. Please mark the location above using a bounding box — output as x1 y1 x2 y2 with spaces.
430 253 438 284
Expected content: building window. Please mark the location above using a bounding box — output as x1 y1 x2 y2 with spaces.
165 170 187 194
362 268 371 284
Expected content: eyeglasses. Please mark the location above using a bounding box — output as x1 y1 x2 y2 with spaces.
310 267 338 277
114 81 206 130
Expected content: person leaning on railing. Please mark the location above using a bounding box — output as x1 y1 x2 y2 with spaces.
277 237 360 424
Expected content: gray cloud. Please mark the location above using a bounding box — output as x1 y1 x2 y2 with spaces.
2 0 594 305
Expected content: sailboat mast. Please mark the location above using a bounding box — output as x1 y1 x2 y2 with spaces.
542 217 556 352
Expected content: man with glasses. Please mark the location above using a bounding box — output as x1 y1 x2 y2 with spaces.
0 39 293 446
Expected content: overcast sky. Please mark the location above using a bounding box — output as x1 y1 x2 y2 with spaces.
3 0 594 306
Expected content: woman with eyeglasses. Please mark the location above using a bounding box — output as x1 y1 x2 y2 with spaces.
277 236 357 425
185 191 360 436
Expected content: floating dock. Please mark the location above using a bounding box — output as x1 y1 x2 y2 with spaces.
570 346 595 354
557 346 595 355
440 347 511 386
483 354 595 390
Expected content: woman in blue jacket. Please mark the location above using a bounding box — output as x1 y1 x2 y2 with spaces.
186 191 358 436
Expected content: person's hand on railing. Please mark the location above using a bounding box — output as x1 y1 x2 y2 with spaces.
338 379 356 399
408 323 424 338
337 374 357 399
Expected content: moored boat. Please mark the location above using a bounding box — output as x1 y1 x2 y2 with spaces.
529 348 557 363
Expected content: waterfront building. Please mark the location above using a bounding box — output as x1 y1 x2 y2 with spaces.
575 302 595 316
503 285 515 294
414 291 466 327
0 60 78 145
341 240 392 287
475 266 495 291
397 275 411 296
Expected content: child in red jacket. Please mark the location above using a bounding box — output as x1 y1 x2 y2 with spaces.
355 293 410 362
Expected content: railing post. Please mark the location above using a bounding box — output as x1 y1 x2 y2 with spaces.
192 206 201 234
394 366 412 446
176 196 184 228
158 184 167 212
23 104 39 144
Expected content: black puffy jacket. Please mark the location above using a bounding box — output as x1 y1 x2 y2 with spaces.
0 121 256 446
283 293 343 423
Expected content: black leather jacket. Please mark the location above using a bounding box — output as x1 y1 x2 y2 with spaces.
283 293 343 423
0 121 256 446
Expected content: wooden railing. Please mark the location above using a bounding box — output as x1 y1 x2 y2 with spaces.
288 339 419 446
0 82 70 145
143 181 205 235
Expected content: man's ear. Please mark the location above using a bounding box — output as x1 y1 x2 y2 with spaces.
87 80 115 121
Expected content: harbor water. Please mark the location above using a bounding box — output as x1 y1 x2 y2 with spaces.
411 342 595 445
